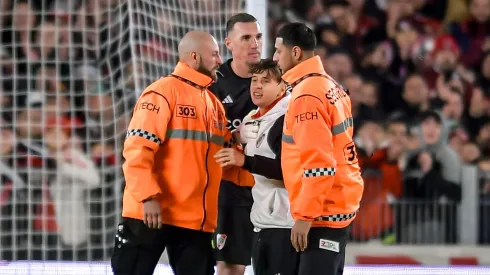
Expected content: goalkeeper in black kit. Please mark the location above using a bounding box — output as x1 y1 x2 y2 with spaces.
209 13 263 275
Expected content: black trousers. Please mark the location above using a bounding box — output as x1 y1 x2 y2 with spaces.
298 226 349 275
253 226 348 275
213 205 253 265
252 228 299 275
111 218 214 275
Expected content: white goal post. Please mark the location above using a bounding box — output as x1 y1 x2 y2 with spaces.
0 0 267 262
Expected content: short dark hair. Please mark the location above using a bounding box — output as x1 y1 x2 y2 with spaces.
277 23 317 51
404 72 424 83
386 112 409 132
324 0 349 9
249 58 282 83
420 110 442 125
226 13 257 33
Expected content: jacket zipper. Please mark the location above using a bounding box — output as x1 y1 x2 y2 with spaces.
201 89 210 231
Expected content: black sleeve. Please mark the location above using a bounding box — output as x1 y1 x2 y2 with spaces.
242 115 284 180
422 162 462 202
208 82 222 100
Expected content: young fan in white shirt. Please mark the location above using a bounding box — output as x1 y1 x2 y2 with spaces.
215 58 297 275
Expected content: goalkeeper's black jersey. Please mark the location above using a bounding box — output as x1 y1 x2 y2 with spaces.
209 59 256 206
210 59 256 131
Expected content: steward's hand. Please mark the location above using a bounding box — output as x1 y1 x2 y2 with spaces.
291 220 312 252
214 148 245 167
143 199 162 229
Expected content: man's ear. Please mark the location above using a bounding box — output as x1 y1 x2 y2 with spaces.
225 37 232 51
292 46 301 61
190 52 200 67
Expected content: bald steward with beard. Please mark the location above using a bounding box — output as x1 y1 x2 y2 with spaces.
112 30 225 275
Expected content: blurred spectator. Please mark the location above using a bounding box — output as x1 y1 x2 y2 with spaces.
441 88 465 129
352 116 408 242
84 85 125 147
324 47 354 83
476 120 490 154
480 51 490 86
400 73 430 122
450 0 490 70
16 92 45 143
423 34 462 90
290 0 329 24
315 22 342 48
461 142 482 163
0 119 29 260
400 111 461 243
45 119 100 250
360 80 380 108
465 85 490 138
34 65 66 93
448 127 470 155
7 2 38 64
355 120 386 155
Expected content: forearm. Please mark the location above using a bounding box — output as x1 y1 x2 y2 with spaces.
122 141 163 203
243 155 283 180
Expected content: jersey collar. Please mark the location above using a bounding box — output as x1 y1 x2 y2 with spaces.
172 62 214 88
281 55 327 85
251 93 287 119
218 58 251 80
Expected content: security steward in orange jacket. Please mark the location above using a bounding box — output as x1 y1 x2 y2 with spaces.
111 31 226 275
273 23 364 275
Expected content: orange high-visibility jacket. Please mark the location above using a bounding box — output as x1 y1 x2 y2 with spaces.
281 56 364 228
122 62 230 233
222 162 255 187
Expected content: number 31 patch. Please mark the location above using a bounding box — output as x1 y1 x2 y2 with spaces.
343 141 358 165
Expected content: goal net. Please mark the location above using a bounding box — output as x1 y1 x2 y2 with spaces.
0 0 253 262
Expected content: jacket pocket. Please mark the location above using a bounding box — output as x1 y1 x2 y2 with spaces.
251 191 275 225
270 189 293 223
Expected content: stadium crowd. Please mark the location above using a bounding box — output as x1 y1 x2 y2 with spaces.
0 0 489 261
